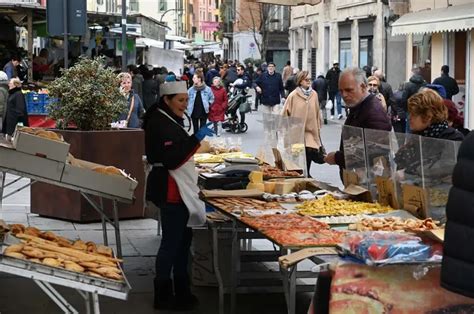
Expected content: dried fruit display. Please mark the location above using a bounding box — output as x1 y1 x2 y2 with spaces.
297 195 393 216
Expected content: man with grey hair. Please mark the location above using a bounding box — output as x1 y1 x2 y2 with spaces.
324 67 391 179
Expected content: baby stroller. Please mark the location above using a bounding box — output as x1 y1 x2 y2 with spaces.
222 79 252 133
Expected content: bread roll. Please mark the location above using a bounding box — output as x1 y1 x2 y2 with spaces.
4 243 24 254
92 166 108 174
105 166 122 176
4 251 27 259
9 224 25 235
96 245 113 257
41 231 59 242
72 240 87 251
42 257 62 268
22 247 45 258
64 261 85 273
24 226 41 237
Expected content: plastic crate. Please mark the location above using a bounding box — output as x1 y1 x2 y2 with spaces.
26 93 49 115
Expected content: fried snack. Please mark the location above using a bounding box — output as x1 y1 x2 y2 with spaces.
22 247 45 259
24 226 42 237
72 240 87 251
296 195 393 216
349 217 440 232
78 261 100 269
9 224 25 235
64 261 85 273
4 251 27 259
31 242 122 263
40 231 59 242
89 267 123 281
4 243 24 254
96 245 113 257
18 127 36 134
42 257 62 267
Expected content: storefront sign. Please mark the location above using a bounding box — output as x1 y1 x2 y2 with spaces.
200 21 220 32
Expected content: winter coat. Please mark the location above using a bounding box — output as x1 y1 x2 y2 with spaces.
142 79 158 110
312 76 328 102
256 71 285 106
145 104 201 207
282 88 322 149
2 87 29 135
432 74 459 100
380 81 394 111
233 73 251 90
402 74 426 112
334 94 392 170
209 85 228 122
132 74 144 102
441 131 474 298
0 83 8 118
187 85 214 115
325 67 341 93
285 75 297 95
117 92 145 128
223 66 238 87
205 68 219 86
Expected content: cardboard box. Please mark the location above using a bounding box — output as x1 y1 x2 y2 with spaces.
13 130 70 163
0 145 64 181
60 159 138 200
191 228 232 287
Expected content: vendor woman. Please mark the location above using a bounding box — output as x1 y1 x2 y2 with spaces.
142 81 214 311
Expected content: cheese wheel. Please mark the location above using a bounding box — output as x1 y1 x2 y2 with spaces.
246 182 265 192
248 171 263 183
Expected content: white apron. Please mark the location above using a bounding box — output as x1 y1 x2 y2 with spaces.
157 109 206 227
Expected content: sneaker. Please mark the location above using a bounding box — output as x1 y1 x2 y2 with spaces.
338 114 343 120
330 115 334 120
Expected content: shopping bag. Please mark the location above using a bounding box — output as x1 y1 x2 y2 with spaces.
325 99 333 110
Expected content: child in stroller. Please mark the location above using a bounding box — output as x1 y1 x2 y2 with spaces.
222 78 252 133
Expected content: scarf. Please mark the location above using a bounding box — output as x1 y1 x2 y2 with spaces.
193 83 206 92
299 86 313 98
421 121 449 138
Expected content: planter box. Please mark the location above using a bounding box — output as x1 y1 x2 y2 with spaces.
31 129 145 222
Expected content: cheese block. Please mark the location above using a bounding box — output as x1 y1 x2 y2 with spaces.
264 181 276 193
274 181 295 195
246 182 265 192
248 171 263 183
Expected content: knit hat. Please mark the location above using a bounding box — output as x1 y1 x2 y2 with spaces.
0 71 8 82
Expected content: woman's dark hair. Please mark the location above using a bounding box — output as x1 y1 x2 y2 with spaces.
142 94 177 130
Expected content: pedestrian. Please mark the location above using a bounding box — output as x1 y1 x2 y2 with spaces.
420 59 431 83
255 62 285 114
143 81 212 311
325 61 343 120
441 130 474 299
187 70 214 134
374 69 394 112
367 76 388 112
282 71 324 176
223 63 238 89
205 64 219 86
231 65 252 126
2 78 29 140
246 62 254 80
3 55 21 80
312 72 328 124
432 65 459 100
282 60 293 86
127 65 144 102
117 72 145 128
392 83 408 133
444 99 470 136
165 72 177 82
142 70 159 111
284 68 299 96
401 67 426 130
253 67 262 111
209 77 228 136
324 67 392 180
0 71 8 132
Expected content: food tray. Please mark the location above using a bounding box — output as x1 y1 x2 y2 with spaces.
0 242 131 300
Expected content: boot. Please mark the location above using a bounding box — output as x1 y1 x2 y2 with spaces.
172 276 199 311
154 278 174 310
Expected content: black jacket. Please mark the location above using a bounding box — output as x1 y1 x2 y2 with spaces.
402 75 426 112
312 76 328 102
145 105 200 207
441 131 474 298
379 81 394 111
2 87 29 135
255 71 285 106
285 75 297 95
325 67 341 93
432 74 459 100
142 79 159 111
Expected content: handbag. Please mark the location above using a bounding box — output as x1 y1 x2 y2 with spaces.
325 99 333 110
125 94 135 127
304 94 326 164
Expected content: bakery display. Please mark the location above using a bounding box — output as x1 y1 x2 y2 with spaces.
297 195 393 216
348 217 440 232
17 127 64 142
4 224 123 281
207 197 284 213
261 165 302 179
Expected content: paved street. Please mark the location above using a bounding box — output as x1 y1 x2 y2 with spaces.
0 109 344 314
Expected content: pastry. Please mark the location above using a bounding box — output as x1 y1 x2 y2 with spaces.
96 245 112 257
9 224 25 235
22 247 45 259
42 257 62 268
4 243 24 254
4 251 27 259
24 226 41 237
72 240 87 251
78 261 100 269
41 231 59 242
64 261 85 273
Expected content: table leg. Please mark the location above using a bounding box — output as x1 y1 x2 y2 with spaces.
230 220 238 314
35 280 79 314
100 198 108 246
0 171 5 207
92 293 100 314
288 259 297 314
212 225 225 314
76 290 91 314
112 200 122 259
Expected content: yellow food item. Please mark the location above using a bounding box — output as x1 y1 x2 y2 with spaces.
296 195 393 216
42 257 62 268
246 182 265 192
35 130 62 141
72 240 87 251
194 152 254 164
64 261 85 273
22 247 45 258
4 251 27 259
248 171 263 183
79 261 100 269
105 166 122 176
274 181 295 195
264 182 276 194
4 244 24 254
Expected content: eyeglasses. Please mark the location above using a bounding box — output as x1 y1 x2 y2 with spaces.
304 78 312 82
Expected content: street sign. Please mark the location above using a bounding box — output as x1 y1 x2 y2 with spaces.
47 0 87 36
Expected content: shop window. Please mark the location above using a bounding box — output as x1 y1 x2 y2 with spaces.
412 34 431 69
339 39 351 69
297 49 303 70
129 0 139 12
310 48 317 78
454 31 466 83
359 36 373 69
159 0 167 12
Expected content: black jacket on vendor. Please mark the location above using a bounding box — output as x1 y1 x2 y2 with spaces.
441 131 474 298
145 104 200 207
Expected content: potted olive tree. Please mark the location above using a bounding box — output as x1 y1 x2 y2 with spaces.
31 57 146 222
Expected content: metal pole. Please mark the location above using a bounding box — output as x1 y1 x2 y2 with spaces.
63 0 68 70
121 0 127 71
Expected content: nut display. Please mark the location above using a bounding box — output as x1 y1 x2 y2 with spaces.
348 217 440 232
296 195 393 216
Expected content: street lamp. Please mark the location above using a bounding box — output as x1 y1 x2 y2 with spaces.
160 8 183 23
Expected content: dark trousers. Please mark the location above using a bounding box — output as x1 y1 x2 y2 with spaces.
328 91 342 116
155 202 192 281
254 94 260 110
192 117 207 135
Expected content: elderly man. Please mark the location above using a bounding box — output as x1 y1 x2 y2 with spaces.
324 67 392 178
255 62 285 114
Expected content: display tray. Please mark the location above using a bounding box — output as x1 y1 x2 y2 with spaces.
0 243 130 300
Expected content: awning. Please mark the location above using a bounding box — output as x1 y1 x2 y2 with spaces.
391 3 474 36
256 0 321 5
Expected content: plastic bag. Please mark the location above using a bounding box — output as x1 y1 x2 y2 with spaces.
325 100 333 110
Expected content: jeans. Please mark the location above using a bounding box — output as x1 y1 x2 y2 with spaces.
155 202 193 280
192 117 207 135
328 91 342 116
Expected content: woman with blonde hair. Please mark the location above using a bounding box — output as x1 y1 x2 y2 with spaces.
116 72 144 128
367 75 387 112
2 77 28 140
209 76 228 136
187 69 214 134
282 70 324 176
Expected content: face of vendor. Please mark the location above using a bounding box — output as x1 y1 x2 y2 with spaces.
409 114 431 132
339 72 368 108
165 93 189 118
120 78 132 93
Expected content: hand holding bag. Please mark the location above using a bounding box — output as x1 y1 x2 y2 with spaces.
304 94 326 164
